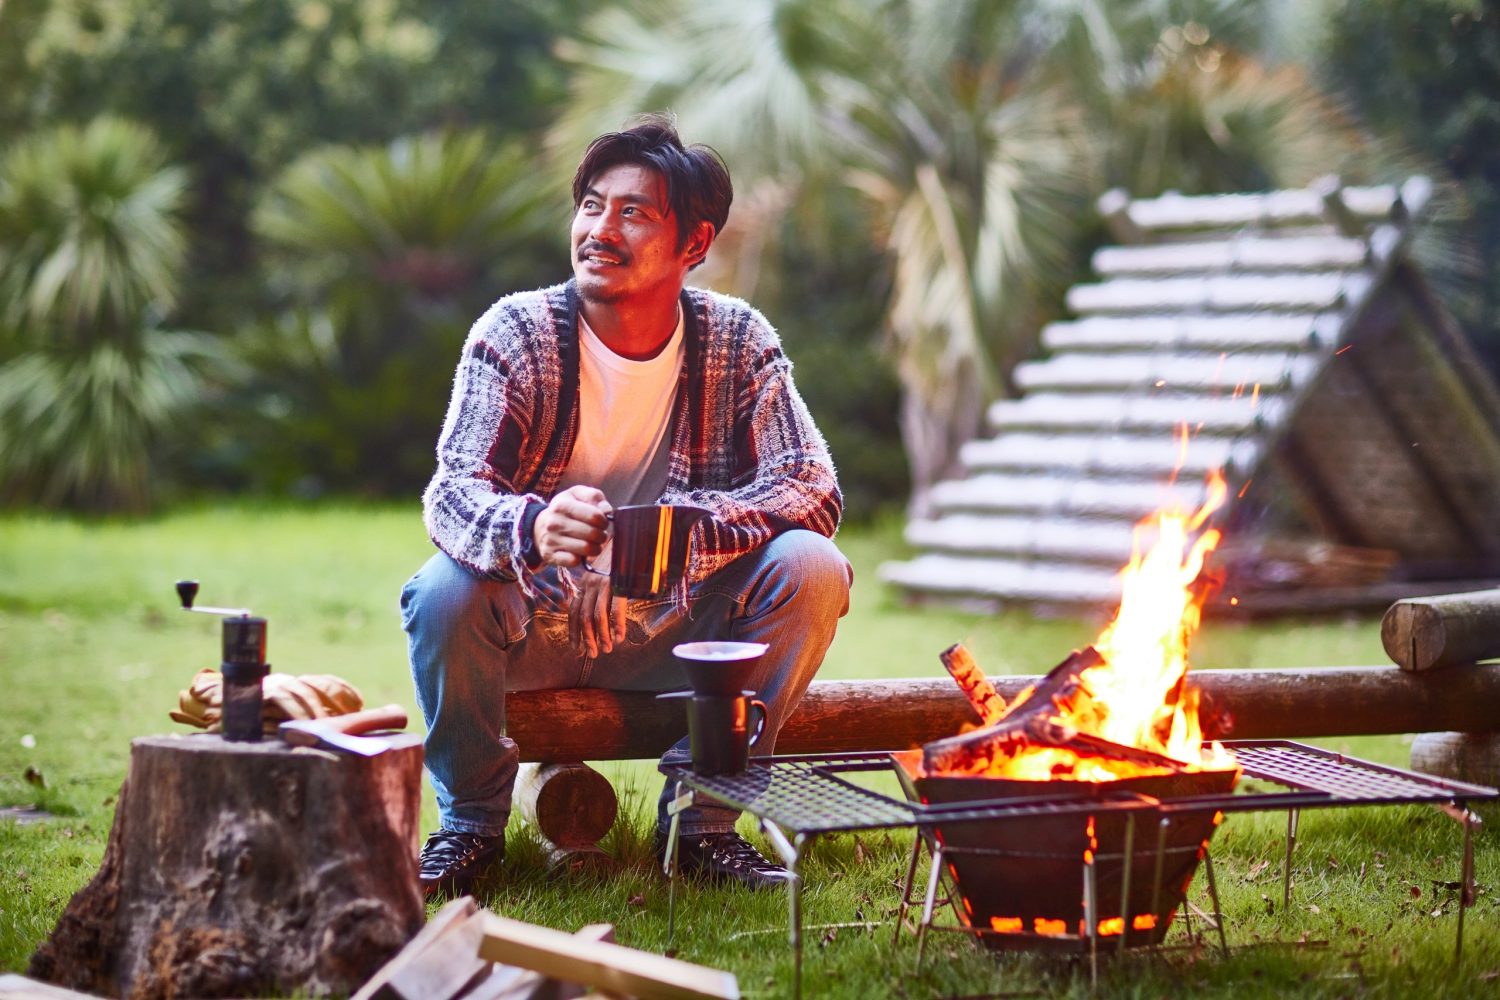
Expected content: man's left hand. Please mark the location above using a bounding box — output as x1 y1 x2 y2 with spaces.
569 566 627 657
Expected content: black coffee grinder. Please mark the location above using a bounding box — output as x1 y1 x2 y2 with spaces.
175 580 269 742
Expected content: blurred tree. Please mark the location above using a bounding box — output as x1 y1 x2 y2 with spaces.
3 0 577 333
249 129 557 496
1316 0 1500 370
0 118 229 512
553 0 1369 515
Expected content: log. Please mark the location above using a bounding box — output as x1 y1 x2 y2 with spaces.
28 733 425 999
505 666 1500 763
513 763 619 871
1381 588 1500 671
1410 732 1500 789
477 913 738 1000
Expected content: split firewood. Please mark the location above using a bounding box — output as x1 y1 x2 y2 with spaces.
921 646 1104 776
938 643 1007 726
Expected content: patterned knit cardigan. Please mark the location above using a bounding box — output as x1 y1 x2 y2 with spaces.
423 279 843 587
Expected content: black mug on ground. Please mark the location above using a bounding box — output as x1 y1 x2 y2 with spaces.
686 693 768 776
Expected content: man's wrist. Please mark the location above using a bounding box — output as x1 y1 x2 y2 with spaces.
518 500 546 569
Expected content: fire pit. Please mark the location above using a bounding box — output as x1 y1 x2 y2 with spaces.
891 749 1235 950
902 469 1243 949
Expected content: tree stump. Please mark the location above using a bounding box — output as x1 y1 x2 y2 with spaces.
28 732 425 999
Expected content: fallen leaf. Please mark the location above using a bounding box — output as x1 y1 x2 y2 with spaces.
626 893 646 908
1307 904 1321 915
1431 907 1443 918
22 766 45 789
854 837 867 866
1326 854 1339 870
1409 884 1422 898
1247 859 1270 879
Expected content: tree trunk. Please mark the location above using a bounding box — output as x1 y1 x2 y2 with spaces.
28 733 425 999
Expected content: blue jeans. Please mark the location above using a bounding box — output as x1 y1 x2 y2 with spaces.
401 530 852 838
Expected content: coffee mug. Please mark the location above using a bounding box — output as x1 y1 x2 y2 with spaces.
686 693 768 776
609 504 711 598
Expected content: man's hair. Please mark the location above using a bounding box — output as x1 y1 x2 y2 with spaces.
571 114 733 260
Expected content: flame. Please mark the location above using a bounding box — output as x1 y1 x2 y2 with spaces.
971 468 1235 780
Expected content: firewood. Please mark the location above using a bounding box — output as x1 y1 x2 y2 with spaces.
464 924 615 1000
921 647 1103 775
1381 588 1500 671
0 974 101 999
352 896 488 1000
477 913 738 1000
937 643 1007 725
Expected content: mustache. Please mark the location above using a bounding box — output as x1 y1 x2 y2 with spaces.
577 242 629 264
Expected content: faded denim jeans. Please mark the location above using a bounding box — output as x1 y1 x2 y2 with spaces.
401 530 852 839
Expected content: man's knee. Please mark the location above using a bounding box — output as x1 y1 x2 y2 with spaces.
401 552 525 643
761 530 853 618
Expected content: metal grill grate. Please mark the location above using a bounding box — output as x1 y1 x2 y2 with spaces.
667 743 1498 838
1229 741 1496 803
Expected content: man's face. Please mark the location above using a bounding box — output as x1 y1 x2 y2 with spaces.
571 163 697 307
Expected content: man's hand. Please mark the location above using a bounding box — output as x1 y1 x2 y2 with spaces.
569 567 627 657
534 485 612 568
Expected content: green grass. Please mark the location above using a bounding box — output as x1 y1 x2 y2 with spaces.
1 504 1496 997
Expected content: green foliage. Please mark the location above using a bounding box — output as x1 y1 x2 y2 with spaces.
1316 0 1500 368
246 130 559 496
0 117 229 513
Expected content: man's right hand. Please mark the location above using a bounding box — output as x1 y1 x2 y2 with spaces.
533 485 612 569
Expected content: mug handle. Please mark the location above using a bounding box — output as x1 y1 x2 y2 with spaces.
746 699 769 748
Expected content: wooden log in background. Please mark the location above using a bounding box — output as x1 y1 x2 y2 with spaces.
505 665 1500 763
28 733 425 1000
1381 588 1500 671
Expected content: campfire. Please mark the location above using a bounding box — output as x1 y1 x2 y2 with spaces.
897 469 1242 949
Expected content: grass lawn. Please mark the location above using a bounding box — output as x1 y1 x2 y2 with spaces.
1 503 1495 997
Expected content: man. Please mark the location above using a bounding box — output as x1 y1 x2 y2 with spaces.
401 115 850 897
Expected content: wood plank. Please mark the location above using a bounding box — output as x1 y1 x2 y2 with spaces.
1041 315 1321 353
477 914 738 1000
353 896 483 1000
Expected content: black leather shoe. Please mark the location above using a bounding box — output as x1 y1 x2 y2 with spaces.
658 830 793 891
418 829 504 898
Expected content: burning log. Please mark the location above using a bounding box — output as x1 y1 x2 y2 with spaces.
938 644 1008 725
922 647 1103 776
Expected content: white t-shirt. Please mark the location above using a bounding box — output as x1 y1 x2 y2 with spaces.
555 310 684 508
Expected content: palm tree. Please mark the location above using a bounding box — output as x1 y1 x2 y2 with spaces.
0 116 226 512
251 129 555 494
553 0 1375 513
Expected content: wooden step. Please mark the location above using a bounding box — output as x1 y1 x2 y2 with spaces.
1066 272 1358 316
987 392 1286 435
1117 184 1399 233
1040 314 1331 353
878 552 1123 604
959 431 1255 478
1091 233 1368 277
929 472 1210 519
904 514 1138 564
1013 350 1313 394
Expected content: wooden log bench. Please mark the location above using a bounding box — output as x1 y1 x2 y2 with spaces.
508 661 1500 858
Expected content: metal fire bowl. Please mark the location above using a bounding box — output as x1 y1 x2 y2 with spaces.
893 750 1240 951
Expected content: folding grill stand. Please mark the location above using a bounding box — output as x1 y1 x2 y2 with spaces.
662 742 1497 999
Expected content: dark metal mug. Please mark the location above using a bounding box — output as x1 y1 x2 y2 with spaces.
608 504 711 599
686 693 768 776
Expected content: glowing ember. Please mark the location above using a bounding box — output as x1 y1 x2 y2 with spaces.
946 467 1235 782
